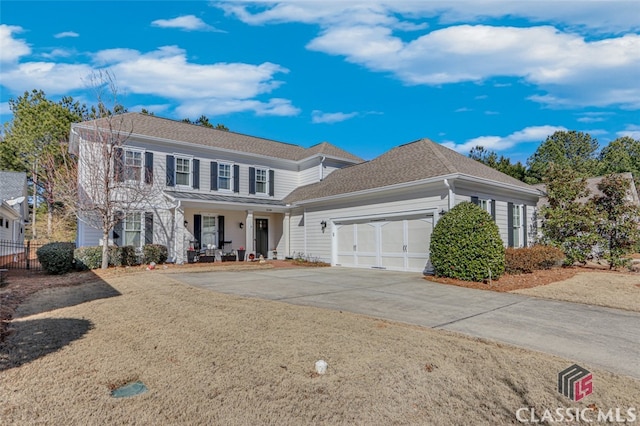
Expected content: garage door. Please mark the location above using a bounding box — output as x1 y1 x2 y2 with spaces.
334 214 433 272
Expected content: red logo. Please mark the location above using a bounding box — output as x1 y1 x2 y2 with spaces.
558 364 593 401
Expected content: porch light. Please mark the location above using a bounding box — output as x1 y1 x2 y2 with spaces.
320 220 327 231
239 222 244 229
184 220 188 227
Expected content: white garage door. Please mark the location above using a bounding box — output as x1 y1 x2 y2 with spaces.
334 214 433 272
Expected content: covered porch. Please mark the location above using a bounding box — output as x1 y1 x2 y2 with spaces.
165 191 290 264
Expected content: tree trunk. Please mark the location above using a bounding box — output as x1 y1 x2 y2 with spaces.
47 202 54 238
32 164 37 239
102 230 110 269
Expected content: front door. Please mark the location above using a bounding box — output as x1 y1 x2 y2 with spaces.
255 218 268 258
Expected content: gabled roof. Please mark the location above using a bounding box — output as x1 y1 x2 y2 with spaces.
74 113 363 163
0 171 27 201
285 138 536 203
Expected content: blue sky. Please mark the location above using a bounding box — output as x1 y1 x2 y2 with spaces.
1 1 639 163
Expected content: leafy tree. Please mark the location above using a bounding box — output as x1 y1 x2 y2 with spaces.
592 174 640 269
526 131 599 184
1 90 86 238
469 146 526 181
539 165 602 264
599 136 640 188
140 108 155 116
430 202 505 281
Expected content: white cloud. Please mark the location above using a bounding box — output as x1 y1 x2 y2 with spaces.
175 98 299 117
617 125 640 139
455 107 472 113
41 48 74 59
311 110 358 124
1 61 94 94
221 3 640 109
54 31 79 38
576 112 612 123
0 25 31 63
151 15 221 32
441 125 568 153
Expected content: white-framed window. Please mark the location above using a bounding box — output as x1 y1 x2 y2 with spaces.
512 204 523 248
124 212 142 247
218 163 232 190
255 168 268 194
124 150 143 182
202 215 217 248
479 199 492 214
175 157 191 186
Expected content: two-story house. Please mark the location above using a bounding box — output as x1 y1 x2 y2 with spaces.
71 113 540 272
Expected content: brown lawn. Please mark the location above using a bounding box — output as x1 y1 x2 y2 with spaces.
0 263 638 424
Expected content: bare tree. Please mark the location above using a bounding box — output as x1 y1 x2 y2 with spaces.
67 71 159 268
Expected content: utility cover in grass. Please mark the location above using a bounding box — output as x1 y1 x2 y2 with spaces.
111 381 148 398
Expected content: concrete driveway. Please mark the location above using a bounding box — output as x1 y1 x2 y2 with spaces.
171 267 640 380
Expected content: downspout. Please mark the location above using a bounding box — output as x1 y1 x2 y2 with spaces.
319 156 326 181
443 178 455 210
173 199 181 262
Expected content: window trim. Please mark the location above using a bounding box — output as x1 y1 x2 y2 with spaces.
123 148 144 183
217 162 233 192
174 155 193 188
254 167 269 195
123 212 143 248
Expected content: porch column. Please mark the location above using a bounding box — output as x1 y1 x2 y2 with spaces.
245 210 254 255
175 207 185 264
283 211 290 257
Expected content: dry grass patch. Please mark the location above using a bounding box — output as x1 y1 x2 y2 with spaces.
1 272 638 424
512 272 640 312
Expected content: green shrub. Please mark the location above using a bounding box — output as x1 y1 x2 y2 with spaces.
74 246 103 270
108 246 139 267
505 245 566 274
143 244 168 264
430 202 505 281
36 242 76 274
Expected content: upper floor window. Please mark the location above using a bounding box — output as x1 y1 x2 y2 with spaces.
219 163 232 190
255 168 268 194
175 157 191 186
124 150 142 182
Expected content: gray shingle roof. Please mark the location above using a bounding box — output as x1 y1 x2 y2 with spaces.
0 171 27 201
75 113 363 163
285 138 536 203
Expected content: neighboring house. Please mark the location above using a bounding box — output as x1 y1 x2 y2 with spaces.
0 171 28 266
71 113 540 273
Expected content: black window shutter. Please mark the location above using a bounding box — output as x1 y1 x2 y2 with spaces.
507 202 514 247
144 152 154 184
269 170 275 196
523 205 528 247
210 162 218 191
218 215 225 246
249 167 256 194
193 159 200 189
491 199 496 221
145 212 153 244
166 155 175 187
193 214 201 249
233 165 240 193
114 148 124 182
471 196 479 205
113 211 123 246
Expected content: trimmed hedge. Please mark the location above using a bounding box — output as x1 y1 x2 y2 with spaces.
143 244 168 264
36 242 76 274
108 246 139 267
430 202 505 281
74 246 103 270
505 245 566 274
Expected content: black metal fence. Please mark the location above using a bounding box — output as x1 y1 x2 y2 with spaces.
0 240 44 271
